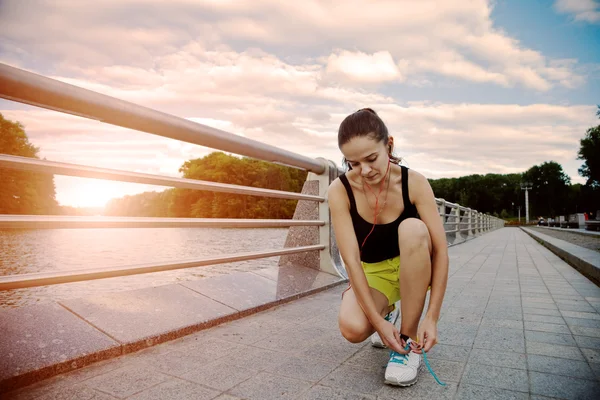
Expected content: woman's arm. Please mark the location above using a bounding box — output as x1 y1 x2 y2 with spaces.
409 170 449 322
328 179 385 327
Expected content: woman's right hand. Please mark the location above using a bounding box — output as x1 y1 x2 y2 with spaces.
374 319 409 354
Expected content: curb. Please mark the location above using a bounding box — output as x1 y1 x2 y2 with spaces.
521 227 600 287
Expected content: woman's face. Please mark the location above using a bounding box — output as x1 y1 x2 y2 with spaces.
340 135 389 185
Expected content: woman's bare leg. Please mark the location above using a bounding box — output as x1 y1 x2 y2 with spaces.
397 218 433 340
338 287 391 343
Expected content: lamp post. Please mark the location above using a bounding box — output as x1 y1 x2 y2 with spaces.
521 182 532 224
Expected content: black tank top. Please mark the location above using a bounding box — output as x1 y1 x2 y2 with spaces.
339 165 419 263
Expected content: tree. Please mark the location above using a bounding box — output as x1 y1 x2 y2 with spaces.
577 105 600 187
0 113 59 214
523 161 571 217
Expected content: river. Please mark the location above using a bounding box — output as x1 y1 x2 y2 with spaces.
0 227 289 309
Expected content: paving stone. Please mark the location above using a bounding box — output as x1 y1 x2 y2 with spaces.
530 371 600 400
461 364 528 392
473 327 525 352
425 344 471 363
376 374 457 399
468 348 527 370
296 385 376 400
264 355 337 382
580 348 600 364
527 354 596 380
455 384 528 400
574 335 600 349
83 365 170 398
526 341 585 361
558 303 598 313
590 363 600 380
570 326 600 338
180 357 257 391
344 346 389 370
320 364 384 395
127 378 220 400
229 371 312 400
437 323 479 347
524 314 566 325
561 311 600 320
522 307 562 317
525 331 576 346
525 321 572 334
483 306 523 321
480 318 523 329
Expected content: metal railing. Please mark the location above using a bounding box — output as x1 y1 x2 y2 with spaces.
0 63 505 291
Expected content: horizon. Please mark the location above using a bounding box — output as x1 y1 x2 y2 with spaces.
1 0 599 208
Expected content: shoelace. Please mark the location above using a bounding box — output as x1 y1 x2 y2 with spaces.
389 342 447 386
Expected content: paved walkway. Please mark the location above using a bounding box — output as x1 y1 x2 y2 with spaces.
5 228 600 399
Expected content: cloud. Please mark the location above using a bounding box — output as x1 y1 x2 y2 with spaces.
554 0 600 24
0 0 589 90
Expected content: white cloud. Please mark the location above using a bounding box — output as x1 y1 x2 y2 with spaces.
554 0 600 24
0 0 589 90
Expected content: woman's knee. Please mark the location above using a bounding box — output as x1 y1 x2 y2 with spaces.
398 218 431 253
338 315 372 343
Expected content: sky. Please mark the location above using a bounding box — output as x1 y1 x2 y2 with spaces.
0 0 599 208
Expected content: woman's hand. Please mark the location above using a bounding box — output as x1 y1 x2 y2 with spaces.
414 315 439 354
374 319 409 354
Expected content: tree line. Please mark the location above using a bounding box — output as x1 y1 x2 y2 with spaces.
1 109 599 220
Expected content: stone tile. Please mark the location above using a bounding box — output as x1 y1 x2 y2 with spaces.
483 306 523 321
182 272 279 311
30 384 118 400
0 303 120 386
473 327 525 352
525 321 572 334
344 346 389 370
84 365 170 398
558 303 598 313
570 326 600 338
461 364 528 392
522 307 562 317
437 323 479 347
264 355 337 382
252 324 330 353
565 317 600 328
376 374 457 399
527 354 596 380
524 314 566 325
214 396 242 400
419 359 464 383
468 349 527 370
297 385 376 400
526 341 585 361
575 335 600 349
299 335 363 365
127 378 220 400
320 364 384 395
180 357 257 391
581 348 600 364
525 330 576 346
522 296 554 304
425 344 471 363
60 284 236 346
455 384 528 400
229 371 312 400
530 371 600 400
561 311 600 320
201 312 295 346
480 318 523 330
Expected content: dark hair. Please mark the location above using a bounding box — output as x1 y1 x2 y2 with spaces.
338 108 401 169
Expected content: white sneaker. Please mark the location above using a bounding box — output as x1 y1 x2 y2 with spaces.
371 305 399 348
384 338 421 386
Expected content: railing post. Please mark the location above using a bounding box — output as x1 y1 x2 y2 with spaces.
454 205 464 244
466 208 473 239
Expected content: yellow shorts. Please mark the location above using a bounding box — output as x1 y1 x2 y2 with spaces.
362 255 402 307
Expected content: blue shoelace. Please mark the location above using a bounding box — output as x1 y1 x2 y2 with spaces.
389 342 446 386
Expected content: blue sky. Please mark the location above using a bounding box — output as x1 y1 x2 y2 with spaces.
0 0 599 207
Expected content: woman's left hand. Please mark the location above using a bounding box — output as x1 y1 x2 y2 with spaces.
414 315 439 354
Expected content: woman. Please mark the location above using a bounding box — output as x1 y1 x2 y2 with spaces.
328 108 449 386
